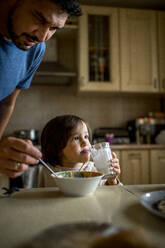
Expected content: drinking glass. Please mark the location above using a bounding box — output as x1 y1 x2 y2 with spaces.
90 142 114 175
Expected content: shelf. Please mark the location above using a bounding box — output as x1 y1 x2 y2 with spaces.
36 71 76 77
36 62 76 76
33 62 76 85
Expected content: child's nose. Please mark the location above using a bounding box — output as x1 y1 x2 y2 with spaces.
81 138 87 146
81 139 88 146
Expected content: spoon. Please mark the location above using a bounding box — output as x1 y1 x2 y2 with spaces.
102 171 116 180
39 158 57 177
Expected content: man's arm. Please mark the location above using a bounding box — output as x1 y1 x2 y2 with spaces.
0 89 42 178
0 89 21 139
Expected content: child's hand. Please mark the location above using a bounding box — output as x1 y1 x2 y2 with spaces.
106 152 120 185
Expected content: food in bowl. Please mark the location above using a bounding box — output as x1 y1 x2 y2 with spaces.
157 200 165 212
52 171 103 196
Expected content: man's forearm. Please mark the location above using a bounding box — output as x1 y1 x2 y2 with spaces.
0 89 20 139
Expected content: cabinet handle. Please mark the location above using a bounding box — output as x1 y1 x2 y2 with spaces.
153 78 157 89
158 157 165 163
163 79 165 89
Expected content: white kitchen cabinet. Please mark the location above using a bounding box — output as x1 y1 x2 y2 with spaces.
78 5 120 92
120 150 150 185
119 9 158 93
150 149 165 184
158 11 165 93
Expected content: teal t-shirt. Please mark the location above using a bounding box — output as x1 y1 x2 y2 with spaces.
0 34 45 101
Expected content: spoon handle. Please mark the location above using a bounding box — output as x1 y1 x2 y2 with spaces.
39 158 57 177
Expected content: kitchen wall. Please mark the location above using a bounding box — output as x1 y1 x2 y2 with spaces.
4 82 163 139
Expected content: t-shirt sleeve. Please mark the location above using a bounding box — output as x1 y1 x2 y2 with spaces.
16 42 46 89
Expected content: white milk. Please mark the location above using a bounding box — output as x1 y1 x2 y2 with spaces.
90 142 112 174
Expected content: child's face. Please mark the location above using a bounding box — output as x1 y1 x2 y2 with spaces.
61 121 91 168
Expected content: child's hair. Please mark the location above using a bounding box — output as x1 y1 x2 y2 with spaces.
41 115 92 165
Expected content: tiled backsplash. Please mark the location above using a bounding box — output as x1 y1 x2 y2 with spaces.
4 84 162 139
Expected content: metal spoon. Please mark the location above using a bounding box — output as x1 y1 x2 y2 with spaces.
39 158 57 177
102 171 116 180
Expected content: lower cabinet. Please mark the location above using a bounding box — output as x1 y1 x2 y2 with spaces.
112 148 165 185
150 149 165 184
120 150 150 185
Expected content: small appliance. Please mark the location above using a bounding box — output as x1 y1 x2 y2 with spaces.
127 117 165 144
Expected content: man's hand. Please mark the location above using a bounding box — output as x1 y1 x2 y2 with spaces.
0 137 42 178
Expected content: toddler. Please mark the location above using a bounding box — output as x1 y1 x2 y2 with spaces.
38 115 121 187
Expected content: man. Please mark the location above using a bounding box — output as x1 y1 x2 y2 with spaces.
0 0 81 179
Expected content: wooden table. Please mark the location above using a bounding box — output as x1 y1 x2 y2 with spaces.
0 184 164 248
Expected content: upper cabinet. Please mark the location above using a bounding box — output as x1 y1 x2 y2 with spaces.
119 9 158 93
78 6 120 92
158 11 165 93
33 6 165 93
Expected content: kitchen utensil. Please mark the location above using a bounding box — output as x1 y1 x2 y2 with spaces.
39 158 57 177
14 129 39 145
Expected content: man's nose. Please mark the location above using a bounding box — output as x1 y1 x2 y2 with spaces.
34 27 51 42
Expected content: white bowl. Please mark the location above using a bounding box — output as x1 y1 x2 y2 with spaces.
53 171 103 197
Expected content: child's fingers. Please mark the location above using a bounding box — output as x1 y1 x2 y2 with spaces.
112 152 117 159
110 158 119 167
113 167 120 175
110 161 121 175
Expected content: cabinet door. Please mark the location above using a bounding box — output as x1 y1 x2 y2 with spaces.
158 12 165 93
121 150 149 185
120 9 158 92
78 6 120 92
150 149 165 184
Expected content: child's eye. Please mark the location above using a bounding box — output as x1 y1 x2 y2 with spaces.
73 136 79 141
84 135 89 139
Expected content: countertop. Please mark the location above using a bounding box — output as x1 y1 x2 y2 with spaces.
111 144 165 150
0 184 165 248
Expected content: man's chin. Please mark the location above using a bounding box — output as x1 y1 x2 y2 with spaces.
15 43 32 51
13 40 33 50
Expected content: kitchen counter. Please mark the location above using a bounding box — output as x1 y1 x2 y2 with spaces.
0 184 164 248
36 144 165 150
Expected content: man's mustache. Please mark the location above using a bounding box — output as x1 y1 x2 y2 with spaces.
22 33 39 42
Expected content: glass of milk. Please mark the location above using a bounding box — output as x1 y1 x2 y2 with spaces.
90 142 114 175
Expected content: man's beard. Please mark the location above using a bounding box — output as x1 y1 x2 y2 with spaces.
7 6 39 50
